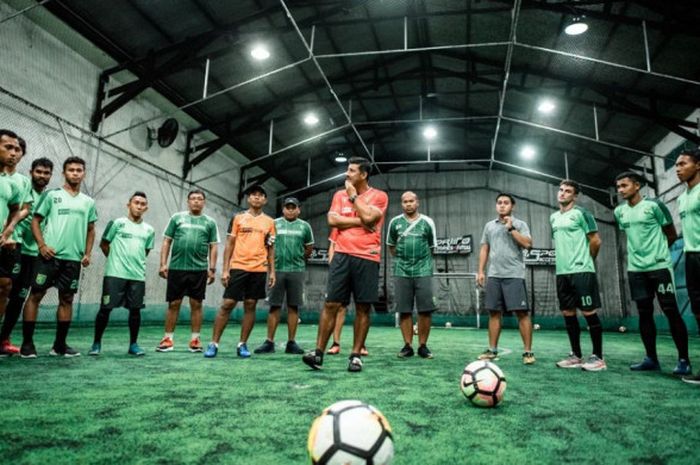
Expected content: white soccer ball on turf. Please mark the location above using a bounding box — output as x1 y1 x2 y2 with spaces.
460 360 507 408
307 400 394 465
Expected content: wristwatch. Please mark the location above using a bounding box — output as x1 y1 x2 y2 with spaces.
507 226 515 232
349 194 358 203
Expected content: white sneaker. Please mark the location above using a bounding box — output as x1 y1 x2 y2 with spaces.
581 355 607 372
556 353 583 368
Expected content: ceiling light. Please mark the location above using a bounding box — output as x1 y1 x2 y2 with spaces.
334 152 347 163
564 16 588 36
304 113 319 126
250 45 270 60
537 99 556 114
520 145 536 160
422 126 437 140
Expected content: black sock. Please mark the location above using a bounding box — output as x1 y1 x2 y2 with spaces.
55 321 71 349
660 300 689 361
584 313 603 358
22 321 36 346
93 306 111 344
0 294 24 341
128 308 141 345
564 316 582 358
637 299 658 361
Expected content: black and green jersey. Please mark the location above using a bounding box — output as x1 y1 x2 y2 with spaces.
8 172 32 244
103 217 156 281
14 187 43 256
678 183 700 252
386 214 437 278
550 205 598 275
0 173 21 228
274 217 314 272
34 188 98 262
163 211 220 271
614 198 673 272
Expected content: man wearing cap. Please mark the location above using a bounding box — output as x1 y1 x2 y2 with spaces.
204 184 276 358
254 196 314 355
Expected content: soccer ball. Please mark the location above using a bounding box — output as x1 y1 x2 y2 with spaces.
533 323 541 330
307 400 394 465
445 322 452 328
460 360 507 408
619 325 627 333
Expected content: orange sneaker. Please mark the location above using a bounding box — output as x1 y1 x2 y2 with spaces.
327 343 341 355
156 337 174 352
189 337 203 353
360 346 369 357
0 339 20 356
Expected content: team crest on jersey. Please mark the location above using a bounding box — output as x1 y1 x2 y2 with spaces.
35 274 46 285
102 295 110 305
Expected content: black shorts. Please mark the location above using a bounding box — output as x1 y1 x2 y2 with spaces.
268 271 304 307
101 276 146 309
9 254 39 300
166 270 207 302
31 257 82 294
326 253 379 304
628 268 677 307
223 269 267 301
0 246 21 279
556 272 601 311
686 252 700 315
484 277 529 312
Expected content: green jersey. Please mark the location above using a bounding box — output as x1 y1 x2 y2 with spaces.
34 188 97 262
164 211 220 271
14 187 44 256
386 214 437 278
614 198 673 272
678 183 700 252
550 205 598 275
8 172 32 244
102 217 155 281
274 217 314 272
0 173 21 229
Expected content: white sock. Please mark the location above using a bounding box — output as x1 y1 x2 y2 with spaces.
212 342 219 348
191 332 200 340
165 332 174 339
237 341 245 348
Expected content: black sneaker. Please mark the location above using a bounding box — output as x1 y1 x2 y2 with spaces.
397 344 414 358
254 340 275 354
285 340 304 354
417 345 433 359
302 349 323 370
683 372 700 385
348 354 363 372
49 345 81 358
20 343 37 359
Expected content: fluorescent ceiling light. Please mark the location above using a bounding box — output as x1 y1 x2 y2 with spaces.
334 153 347 163
304 113 319 126
250 45 270 60
565 17 588 36
537 99 556 114
422 126 437 140
520 145 536 160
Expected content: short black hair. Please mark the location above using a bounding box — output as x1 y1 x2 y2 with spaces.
18 137 26 155
560 179 580 195
680 148 700 163
0 129 19 140
188 189 206 200
63 156 86 171
348 156 372 178
496 193 515 205
615 171 645 185
130 191 147 201
31 157 53 171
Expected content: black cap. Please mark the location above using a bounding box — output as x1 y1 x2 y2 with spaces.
244 184 267 197
283 197 300 207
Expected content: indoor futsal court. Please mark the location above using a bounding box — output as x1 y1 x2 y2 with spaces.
2 1 700 464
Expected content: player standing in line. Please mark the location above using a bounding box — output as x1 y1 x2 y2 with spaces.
387 191 437 359
20 156 97 358
157 190 219 353
614 172 690 375
477 193 535 364
302 157 388 372
253 196 312 355
88 192 155 356
204 184 275 358
550 180 606 371
675 149 700 384
0 130 23 323
0 157 53 356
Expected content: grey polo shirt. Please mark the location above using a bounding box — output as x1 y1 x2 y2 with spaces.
480 217 531 279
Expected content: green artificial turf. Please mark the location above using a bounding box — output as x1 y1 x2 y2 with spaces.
3 323 700 465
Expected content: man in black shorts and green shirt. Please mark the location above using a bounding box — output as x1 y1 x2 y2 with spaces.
0 157 53 356
387 191 437 359
254 196 313 355
157 190 219 353
550 180 606 371
614 171 690 375
20 156 97 358
89 192 155 357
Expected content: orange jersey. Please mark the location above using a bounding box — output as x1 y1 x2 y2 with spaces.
229 211 276 272
329 187 388 263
